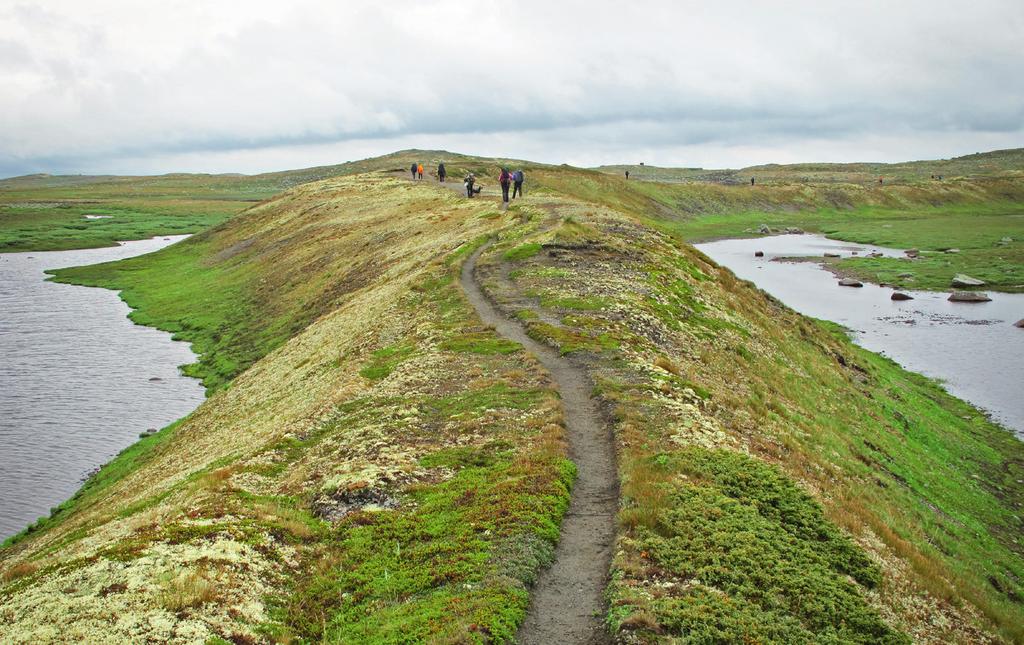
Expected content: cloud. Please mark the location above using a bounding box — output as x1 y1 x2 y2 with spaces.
1 0 1022 176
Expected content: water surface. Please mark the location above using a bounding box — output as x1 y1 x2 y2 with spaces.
0 237 205 540
696 234 1024 436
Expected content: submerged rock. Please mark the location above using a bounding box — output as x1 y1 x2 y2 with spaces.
891 292 914 301
948 291 992 302
824 252 841 258
951 273 985 287
838 278 863 287
754 251 764 257
148 377 163 382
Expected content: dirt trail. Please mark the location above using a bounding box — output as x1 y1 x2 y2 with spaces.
461 244 616 644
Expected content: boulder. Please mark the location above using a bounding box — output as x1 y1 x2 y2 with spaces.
786 227 804 234
851 251 858 255
951 273 985 287
890 292 914 301
904 248 919 258
948 291 992 302
838 278 864 287
759 224 772 234
1000 237 1013 243
1015 319 1024 328
754 251 764 257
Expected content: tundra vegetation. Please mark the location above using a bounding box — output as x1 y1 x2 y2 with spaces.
1 150 1022 643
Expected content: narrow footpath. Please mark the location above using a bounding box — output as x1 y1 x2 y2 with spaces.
461 243 617 644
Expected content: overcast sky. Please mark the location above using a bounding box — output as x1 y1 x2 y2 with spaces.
2 0 1022 177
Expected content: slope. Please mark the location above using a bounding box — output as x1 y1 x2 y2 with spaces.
1 162 1022 644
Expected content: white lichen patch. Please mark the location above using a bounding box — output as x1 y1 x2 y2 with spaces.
0 536 283 643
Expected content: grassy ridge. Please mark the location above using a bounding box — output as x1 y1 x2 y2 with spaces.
1 157 1022 642
1 175 575 642
476 203 1023 642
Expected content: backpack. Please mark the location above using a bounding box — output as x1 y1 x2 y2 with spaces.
513 170 524 183
499 170 510 183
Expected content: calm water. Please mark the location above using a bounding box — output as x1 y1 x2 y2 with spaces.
695 234 1024 436
0 237 205 540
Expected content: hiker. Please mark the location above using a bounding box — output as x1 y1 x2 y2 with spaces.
410 162 417 180
498 168 511 203
751 177 755 186
438 163 447 183
417 163 424 180
512 169 525 199
625 170 629 180
879 177 883 184
464 173 482 197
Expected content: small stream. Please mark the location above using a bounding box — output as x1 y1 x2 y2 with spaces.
0 236 205 540
695 234 1024 437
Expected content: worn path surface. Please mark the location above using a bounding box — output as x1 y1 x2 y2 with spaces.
461 243 617 644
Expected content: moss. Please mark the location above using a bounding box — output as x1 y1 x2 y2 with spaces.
359 343 416 380
503 243 543 262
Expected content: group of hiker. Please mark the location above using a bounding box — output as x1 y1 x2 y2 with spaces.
409 161 525 202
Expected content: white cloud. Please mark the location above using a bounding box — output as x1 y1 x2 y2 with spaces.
1 0 1022 175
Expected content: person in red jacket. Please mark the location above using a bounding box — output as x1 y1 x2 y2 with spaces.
498 168 511 203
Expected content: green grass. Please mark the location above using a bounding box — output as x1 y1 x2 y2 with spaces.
503 243 543 262
359 343 416 379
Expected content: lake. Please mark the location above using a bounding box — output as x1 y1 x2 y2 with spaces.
0 236 205 540
695 234 1024 437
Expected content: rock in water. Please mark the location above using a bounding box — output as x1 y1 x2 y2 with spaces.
951 273 985 287
1014 319 1024 328
754 251 764 257
838 278 864 287
904 248 919 258
824 252 841 258
948 291 992 302
891 292 913 301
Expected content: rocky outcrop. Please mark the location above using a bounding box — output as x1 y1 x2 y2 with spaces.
952 274 985 287
948 291 992 302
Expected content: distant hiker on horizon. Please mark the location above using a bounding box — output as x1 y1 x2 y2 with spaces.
625 170 629 180
464 173 482 198
417 163 424 180
751 177 755 186
438 163 447 183
498 168 511 203
410 162 417 180
512 169 524 199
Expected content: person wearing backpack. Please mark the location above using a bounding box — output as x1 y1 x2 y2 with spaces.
417 163 424 180
410 162 417 180
498 168 511 203
512 169 524 199
438 163 447 183
464 173 482 198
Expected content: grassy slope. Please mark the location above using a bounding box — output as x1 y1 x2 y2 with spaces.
0 159 1022 643
0 174 574 642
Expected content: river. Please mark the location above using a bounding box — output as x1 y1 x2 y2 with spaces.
695 234 1024 437
0 236 205 540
